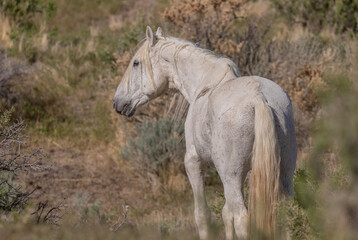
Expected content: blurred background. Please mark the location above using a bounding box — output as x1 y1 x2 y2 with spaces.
0 0 357 239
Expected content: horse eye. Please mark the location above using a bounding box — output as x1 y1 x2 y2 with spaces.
133 59 139 67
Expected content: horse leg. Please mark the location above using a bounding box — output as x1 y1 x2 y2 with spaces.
279 129 297 197
212 132 252 239
218 167 249 240
185 148 210 239
228 176 249 240
222 199 234 240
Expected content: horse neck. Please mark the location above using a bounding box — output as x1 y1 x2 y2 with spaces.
158 40 238 104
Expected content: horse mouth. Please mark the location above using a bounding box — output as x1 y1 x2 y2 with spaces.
114 96 148 117
125 97 149 117
113 102 135 117
124 98 145 117
125 107 136 117
121 103 136 117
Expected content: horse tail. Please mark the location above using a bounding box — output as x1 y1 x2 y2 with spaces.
249 96 281 239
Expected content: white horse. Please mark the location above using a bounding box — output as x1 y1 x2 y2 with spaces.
113 26 297 239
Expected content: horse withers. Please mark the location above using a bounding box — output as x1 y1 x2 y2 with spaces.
113 26 297 239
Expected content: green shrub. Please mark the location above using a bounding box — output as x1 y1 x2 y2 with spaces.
1 0 57 63
278 197 312 240
0 0 56 31
270 0 358 33
120 118 185 187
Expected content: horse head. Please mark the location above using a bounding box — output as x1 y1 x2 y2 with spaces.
113 26 168 116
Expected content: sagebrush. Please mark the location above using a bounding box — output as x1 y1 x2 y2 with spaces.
120 118 185 190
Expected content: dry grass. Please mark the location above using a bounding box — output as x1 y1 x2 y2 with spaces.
0 14 13 48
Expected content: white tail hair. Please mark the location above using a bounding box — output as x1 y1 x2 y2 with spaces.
249 96 281 239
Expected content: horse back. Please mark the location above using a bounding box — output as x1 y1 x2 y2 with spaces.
207 76 293 133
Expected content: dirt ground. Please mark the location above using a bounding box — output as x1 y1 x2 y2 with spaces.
24 142 154 220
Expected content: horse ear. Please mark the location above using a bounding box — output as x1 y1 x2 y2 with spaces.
156 27 163 38
146 26 157 46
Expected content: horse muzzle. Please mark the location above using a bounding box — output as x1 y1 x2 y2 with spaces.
113 99 136 117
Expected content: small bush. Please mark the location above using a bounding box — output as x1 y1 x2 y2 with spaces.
270 0 358 33
0 49 31 101
278 197 312 240
311 72 358 182
120 118 185 191
0 107 45 212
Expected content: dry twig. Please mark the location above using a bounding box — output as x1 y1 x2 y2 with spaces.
111 205 130 232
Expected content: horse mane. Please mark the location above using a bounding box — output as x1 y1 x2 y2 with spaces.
163 36 241 78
